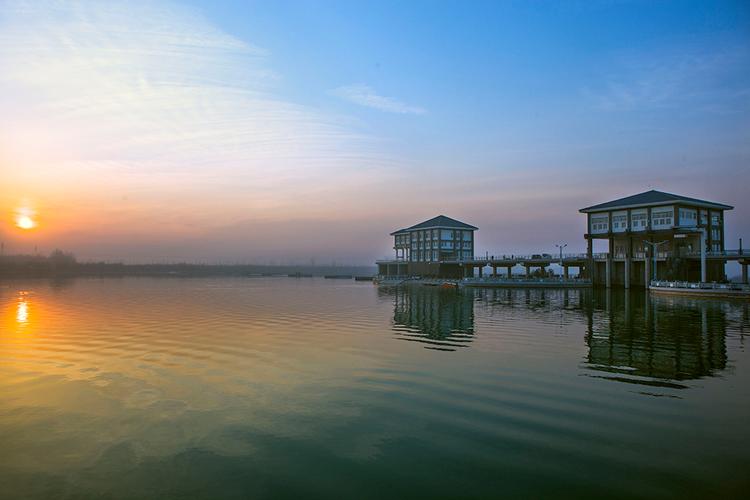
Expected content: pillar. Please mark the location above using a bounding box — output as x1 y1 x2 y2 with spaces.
478 266 483 278
586 237 594 281
742 264 748 284
564 266 569 280
492 266 497 277
624 258 631 289
700 229 707 283
644 257 650 288
525 266 531 278
507 266 512 279
605 258 612 288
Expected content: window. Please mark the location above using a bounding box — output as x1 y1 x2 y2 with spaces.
591 215 608 232
678 209 697 226
631 213 647 230
652 210 673 227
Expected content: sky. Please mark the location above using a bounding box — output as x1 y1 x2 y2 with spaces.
1 0 749 264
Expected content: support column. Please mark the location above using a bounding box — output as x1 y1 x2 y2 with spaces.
525 266 531 278
700 229 707 283
624 258 631 289
644 256 650 288
478 266 483 278
586 237 594 281
507 266 512 279
605 258 612 288
742 264 748 284
564 266 569 280
492 266 497 277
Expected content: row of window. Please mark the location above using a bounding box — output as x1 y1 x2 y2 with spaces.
591 213 673 231
413 241 472 249
410 250 473 262
395 230 473 245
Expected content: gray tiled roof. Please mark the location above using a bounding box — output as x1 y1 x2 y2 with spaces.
391 215 478 235
580 190 733 213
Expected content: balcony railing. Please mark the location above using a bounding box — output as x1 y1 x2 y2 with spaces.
685 250 750 258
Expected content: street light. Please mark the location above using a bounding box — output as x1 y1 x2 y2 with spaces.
555 243 567 264
555 243 567 280
643 240 669 282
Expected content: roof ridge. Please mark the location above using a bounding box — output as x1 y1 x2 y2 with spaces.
390 215 478 234
579 190 733 213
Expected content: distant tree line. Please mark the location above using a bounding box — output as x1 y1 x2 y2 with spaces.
0 250 376 278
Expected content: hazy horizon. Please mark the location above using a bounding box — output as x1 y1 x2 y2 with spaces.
2 0 749 264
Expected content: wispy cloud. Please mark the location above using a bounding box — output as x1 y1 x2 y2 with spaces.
332 84 426 114
0 0 399 233
583 43 750 112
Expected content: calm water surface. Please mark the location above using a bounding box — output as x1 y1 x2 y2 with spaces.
1 278 748 499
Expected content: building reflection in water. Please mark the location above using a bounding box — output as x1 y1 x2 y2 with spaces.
381 284 747 391
382 286 475 351
583 289 737 389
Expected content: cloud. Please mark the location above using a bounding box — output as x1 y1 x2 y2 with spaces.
583 43 750 112
0 0 398 231
332 84 425 114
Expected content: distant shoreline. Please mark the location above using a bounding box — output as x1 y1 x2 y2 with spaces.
0 254 376 279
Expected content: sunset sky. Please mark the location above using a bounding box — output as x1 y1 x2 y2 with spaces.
1 0 748 264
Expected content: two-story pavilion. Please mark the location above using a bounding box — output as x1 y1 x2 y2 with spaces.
379 215 477 278
580 190 734 287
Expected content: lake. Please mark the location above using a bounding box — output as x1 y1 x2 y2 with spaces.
1 277 748 499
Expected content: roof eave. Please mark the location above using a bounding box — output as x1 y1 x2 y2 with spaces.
580 201 733 213
405 224 478 231
392 224 478 234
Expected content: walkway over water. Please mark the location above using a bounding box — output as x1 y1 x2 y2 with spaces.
378 249 750 283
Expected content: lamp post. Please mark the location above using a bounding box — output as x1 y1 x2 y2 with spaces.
555 243 567 280
555 243 567 264
643 240 669 282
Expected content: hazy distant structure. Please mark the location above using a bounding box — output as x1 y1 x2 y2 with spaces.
378 215 477 278
580 190 736 286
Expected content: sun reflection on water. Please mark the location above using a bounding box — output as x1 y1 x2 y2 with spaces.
16 292 29 325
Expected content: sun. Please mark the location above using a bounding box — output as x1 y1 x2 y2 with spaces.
15 214 36 230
